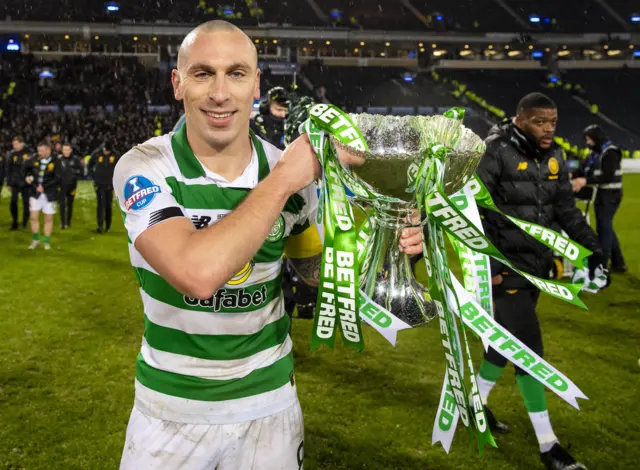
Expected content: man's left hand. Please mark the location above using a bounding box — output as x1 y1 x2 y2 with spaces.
400 226 423 255
400 211 424 256
36 184 44 193
571 177 587 193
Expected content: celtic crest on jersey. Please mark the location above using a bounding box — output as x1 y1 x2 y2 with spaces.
266 214 285 242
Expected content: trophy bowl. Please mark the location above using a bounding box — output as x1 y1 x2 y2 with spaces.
328 113 486 328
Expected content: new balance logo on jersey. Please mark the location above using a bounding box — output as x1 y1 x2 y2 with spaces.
184 285 268 311
191 215 212 230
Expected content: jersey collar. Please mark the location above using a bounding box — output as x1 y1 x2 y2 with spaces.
171 125 270 186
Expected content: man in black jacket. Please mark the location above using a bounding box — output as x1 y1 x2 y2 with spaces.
476 93 604 470
250 86 289 150
88 142 118 233
6 136 32 230
572 125 626 273
58 142 84 229
23 141 62 250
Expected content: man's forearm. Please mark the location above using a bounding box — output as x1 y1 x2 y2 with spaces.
183 171 293 294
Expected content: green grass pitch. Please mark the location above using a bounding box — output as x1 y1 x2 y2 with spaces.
0 178 639 469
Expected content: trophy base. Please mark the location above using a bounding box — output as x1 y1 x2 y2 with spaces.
360 204 437 328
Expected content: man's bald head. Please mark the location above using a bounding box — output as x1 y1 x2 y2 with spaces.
177 20 258 72
171 19 262 155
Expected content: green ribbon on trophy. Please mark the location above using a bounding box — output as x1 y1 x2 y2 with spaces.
425 178 588 309
448 185 493 317
426 213 497 453
301 103 592 454
472 176 593 269
304 109 366 352
420 144 591 452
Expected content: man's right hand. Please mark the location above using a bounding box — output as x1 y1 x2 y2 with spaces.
7 186 11 191
571 177 587 193
491 274 503 285
271 134 321 196
25 176 34 184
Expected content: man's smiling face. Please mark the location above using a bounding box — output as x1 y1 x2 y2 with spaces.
172 29 260 151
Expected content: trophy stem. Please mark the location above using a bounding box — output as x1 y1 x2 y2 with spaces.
360 204 437 327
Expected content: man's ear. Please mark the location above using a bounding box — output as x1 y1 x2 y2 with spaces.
514 113 524 130
172 69 184 101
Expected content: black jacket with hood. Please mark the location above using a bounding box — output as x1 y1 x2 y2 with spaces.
476 120 599 288
573 125 623 203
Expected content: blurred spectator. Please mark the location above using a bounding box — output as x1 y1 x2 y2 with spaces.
58 142 84 229
1 107 175 161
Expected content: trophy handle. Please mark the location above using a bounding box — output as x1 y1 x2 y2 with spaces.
349 196 373 225
350 196 376 275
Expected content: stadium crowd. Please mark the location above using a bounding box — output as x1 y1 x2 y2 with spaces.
0 107 173 160
1 54 178 160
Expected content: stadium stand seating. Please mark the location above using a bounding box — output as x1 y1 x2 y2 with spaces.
301 62 492 137
2 0 639 157
313 0 427 30
0 54 176 156
606 0 640 28
1 54 174 107
259 0 323 27
0 0 250 24
411 0 519 32
562 69 640 142
1 0 635 32
440 69 639 151
505 0 622 33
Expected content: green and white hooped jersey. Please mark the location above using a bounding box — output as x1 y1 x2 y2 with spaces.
113 126 317 425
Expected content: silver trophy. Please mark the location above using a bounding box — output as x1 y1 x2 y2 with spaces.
330 113 486 327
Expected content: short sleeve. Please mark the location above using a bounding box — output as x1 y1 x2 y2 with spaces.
290 182 319 236
113 151 187 244
284 182 322 259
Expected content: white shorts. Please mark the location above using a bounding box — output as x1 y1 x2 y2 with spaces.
120 400 304 470
29 194 56 215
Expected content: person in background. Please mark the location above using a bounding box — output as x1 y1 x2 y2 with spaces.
251 86 290 149
282 93 320 320
88 142 119 233
476 93 605 470
6 136 32 230
58 142 84 229
23 141 62 250
572 125 627 273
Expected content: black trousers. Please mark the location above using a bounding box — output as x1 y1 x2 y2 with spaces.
283 260 318 318
484 288 543 376
595 191 625 269
95 185 113 230
10 185 30 226
59 184 77 227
